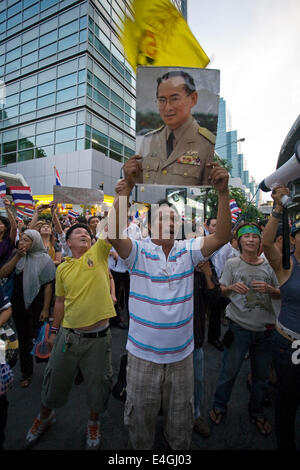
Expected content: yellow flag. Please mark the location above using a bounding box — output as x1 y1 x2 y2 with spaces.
120 0 210 72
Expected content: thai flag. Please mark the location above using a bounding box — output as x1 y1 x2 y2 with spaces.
16 210 24 222
229 199 242 224
68 210 79 219
0 179 6 198
54 166 62 186
22 207 34 219
9 186 33 208
54 166 66 209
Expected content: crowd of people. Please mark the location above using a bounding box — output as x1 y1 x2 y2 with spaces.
0 158 299 451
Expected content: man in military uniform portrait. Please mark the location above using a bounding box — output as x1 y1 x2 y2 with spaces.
136 68 219 186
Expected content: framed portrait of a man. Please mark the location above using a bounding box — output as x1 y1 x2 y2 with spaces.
136 66 220 187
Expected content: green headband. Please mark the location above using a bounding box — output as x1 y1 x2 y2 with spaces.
237 225 261 239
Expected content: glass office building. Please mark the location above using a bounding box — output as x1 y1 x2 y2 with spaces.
215 96 259 204
0 0 187 197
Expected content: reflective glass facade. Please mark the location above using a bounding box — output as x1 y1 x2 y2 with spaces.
0 0 186 187
215 96 258 202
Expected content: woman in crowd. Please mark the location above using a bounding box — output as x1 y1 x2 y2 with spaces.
0 198 17 299
0 283 13 450
0 198 17 266
28 204 61 265
0 230 56 387
37 221 62 267
262 186 300 450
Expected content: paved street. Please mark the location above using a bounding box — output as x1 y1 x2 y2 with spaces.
4 323 300 451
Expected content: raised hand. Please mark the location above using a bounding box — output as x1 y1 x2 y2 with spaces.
271 186 289 208
207 162 229 193
123 155 142 188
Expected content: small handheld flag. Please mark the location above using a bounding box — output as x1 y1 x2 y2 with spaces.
68 210 79 220
229 199 242 224
16 210 24 222
9 186 33 208
0 179 6 198
16 207 34 220
54 166 62 186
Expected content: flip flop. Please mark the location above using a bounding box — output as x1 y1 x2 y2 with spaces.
209 407 226 425
250 415 272 436
21 376 32 388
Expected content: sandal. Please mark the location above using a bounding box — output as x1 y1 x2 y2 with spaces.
209 407 226 425
21 376 32 388
250 415 272 436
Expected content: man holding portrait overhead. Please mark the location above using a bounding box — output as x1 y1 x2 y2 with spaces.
136 70 216 186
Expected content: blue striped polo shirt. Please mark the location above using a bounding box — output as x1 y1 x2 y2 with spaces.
122 237 207 364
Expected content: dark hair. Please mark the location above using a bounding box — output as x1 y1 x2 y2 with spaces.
156 71 196 98
206 217 217 226
0 215 10 237
236 221 261 253
65 223 92 241
77 215 87 224
147 199 179 225
258 218 268 229
87 216 99 226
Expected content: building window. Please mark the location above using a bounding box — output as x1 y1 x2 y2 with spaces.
20 99 36 114
58 33 78 52
56 126 77 143
37 145 54 158
36 131 54 146
55 141 76 154
39 43 57 60
23 3 39 21
18 148 35 161
19 137 35 150
3 141 17 153
40 30 57 48
57 86 77 103
22 51 38 67
37 93 55 109
38 80 56 96
2 153 16 164
57 72 77 90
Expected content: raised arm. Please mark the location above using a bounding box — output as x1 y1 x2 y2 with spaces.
262 186 290 284
0 306 12 327
201 164 231 257
0 247 26 278
28 204 43 229
107 156 142 259
50 201 63 234
3 198 17 244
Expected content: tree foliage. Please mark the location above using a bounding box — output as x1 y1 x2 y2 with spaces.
200 186 263 223
198 153 264 223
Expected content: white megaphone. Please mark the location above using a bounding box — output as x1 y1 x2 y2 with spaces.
259 140 300 207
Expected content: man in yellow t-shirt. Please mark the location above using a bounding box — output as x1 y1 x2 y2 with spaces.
24 224 116 451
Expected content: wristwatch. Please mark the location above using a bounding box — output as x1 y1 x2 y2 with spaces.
271 210 282 219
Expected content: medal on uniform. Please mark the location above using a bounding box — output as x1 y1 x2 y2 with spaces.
177 151 201 166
